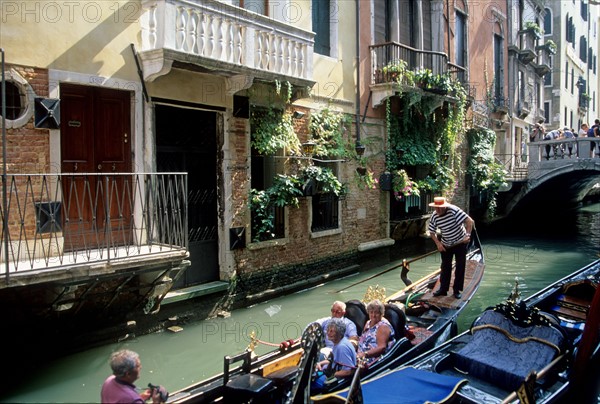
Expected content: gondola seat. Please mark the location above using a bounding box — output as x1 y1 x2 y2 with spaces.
453 309 565 391
225 373 273 401
384 303 407 339
344 300 368 336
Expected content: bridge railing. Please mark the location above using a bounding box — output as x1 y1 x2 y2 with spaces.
528 138 600 162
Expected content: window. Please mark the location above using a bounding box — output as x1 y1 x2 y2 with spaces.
312 0 331 56
311 160 340 232
544 101 550 124
564 106 567 125
493 34 504 100
250 108 286 242
543 8 552 35
0 82 23 120
579 36 587 62
571 68 574 94
565 61 569 89
232 0 267 16
544 70 552 86
581 1 588 21
0 70 35 128
455 11 467 67
566 15 575 43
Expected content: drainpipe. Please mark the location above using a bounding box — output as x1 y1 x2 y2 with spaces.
355 0 361 149
1 48 8 283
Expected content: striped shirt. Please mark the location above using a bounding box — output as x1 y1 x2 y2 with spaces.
428 205 469 247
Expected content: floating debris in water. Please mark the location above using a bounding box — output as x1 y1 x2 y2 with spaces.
168 326 183 333
216 310 231 318
264 304 281 317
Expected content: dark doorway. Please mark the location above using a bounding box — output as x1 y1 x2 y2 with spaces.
155 105 219 287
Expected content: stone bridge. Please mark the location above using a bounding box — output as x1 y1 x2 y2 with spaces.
496 137 600 218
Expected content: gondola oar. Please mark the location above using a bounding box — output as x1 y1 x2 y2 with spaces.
334 250 438 293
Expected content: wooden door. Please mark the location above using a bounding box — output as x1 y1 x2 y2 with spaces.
60 84 132 250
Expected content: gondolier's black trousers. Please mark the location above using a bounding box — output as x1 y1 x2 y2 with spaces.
439 242 468 294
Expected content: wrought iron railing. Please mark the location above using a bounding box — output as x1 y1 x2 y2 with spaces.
370 42 449 84
1 173 188 277
495 154 528 181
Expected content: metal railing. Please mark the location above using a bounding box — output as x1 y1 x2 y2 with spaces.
370 42 449 84
495 154 528 181
1 173 188 277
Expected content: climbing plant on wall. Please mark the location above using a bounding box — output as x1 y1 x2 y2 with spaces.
383 75 467 198
467 127 508 217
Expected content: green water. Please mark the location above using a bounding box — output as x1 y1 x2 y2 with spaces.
3 203 599 403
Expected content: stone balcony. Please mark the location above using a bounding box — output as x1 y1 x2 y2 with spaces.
139 0 315 89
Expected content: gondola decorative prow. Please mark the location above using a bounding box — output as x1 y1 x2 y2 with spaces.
508 278 521 304
400 259 413 287
247 330 258 352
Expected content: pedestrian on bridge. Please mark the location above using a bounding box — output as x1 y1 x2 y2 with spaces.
563 127 575 157
588 119 599 158
544 129 562 159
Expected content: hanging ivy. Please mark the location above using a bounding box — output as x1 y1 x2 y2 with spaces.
467 127 508 217
250 108 300 156
308 107 351 158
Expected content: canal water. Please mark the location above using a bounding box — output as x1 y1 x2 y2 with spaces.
3 202 599 403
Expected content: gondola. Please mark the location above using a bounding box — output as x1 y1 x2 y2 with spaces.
166 229 485 403
321 258 600 404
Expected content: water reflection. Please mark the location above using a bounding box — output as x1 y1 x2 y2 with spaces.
3 204 599 403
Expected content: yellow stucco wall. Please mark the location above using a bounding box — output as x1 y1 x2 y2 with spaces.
1 1 140 81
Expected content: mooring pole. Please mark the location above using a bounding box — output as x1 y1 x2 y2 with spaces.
1 48 9 283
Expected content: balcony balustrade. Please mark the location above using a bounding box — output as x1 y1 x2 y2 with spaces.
532 46 552 76
518 30 539 64
371 42 449 85
0 173 188 280
139 0 314 86
369 42 470 106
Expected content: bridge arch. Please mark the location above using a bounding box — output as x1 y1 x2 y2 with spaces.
500 140 600 218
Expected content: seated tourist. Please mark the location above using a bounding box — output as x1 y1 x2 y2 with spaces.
357 299 395 366
311 318 357 393
317 301 359 349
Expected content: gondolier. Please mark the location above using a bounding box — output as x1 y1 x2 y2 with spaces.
428 197 474 299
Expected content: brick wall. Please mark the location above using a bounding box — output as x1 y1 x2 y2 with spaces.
228 105 389 295
2 65 50 239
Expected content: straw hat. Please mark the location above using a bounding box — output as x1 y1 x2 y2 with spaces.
429 197 451 207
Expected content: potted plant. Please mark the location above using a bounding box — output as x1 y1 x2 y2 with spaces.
392 169 420 201
414 69 434 90
429 73 451 95
300 165 343 196
536 39 557 55
521 21 542 39
382 60 413 85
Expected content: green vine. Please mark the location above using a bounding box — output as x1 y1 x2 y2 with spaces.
308 107 351 158
249 174 303 242
467 127 508 217
250 108 300 155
